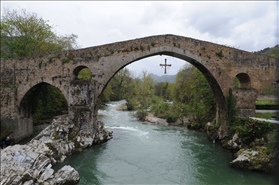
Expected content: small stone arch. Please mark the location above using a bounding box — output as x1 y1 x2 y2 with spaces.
73 65 91 80
271 80 279 89
235 73 251 88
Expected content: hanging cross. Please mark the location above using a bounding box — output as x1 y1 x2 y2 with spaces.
160 58 172 74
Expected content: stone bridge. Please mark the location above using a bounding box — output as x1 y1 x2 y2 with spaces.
1 34 278 141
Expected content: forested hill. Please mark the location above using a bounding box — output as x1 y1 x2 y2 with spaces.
149 73 176 83
255 45 279 58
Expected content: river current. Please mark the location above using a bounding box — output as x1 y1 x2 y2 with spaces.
54 100 274 185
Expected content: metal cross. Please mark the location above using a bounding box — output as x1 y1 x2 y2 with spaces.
160 58 172 74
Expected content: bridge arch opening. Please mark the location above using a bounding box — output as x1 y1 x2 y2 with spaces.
100 52 226 125
235 73 251 88
73 65 91 80
19 82 68 125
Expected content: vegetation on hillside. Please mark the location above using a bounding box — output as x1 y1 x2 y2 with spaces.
255 45 279 59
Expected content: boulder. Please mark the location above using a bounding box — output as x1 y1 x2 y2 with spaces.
45 165 79 185
230 146 275 172
144 113 169 126
222 132 243 150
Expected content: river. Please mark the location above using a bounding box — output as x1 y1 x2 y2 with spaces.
54 100 274 185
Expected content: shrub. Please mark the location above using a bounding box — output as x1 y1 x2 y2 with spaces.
135 109 148 121
233 117 275 145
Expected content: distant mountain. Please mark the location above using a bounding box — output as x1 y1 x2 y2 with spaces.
149 73 176 83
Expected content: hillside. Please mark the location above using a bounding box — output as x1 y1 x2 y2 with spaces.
255 45 279 58
149 73 176 83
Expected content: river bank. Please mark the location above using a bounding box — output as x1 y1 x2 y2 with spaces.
127 104 278 174
0 116 113 185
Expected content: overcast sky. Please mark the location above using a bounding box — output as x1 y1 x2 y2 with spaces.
1 1 278 76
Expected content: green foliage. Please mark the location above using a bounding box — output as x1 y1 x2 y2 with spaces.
260 84 279 95
255 100 279 110
150 101 179 123
135 108 148 121
151 100 169 117
216 50 224 58
172 66 216 123
100 68 157 111
226 88 237 128
140 45 144 51
101 68 138 101
154 82 173 100
255 112 277 119
1 8 78 59
100 64 215 124
100 84 112 103
172 66 193 103
78 68 91 80
0 122 13 138
126 96 140 111
138 70 156 109
232 117 275 145
256 100 278 106
32 85 68 125
233 77 240 88
255 45 279 59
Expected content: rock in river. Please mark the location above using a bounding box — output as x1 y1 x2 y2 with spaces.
0 117 113 185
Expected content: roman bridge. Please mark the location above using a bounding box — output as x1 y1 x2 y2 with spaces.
1 34 278 141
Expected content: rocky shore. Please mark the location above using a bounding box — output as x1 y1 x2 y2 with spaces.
0 117 113 185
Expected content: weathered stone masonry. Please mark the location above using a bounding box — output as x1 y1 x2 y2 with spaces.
0 34 278 140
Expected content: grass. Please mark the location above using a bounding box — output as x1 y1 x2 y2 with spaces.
256 100 278 105
255 112 278 119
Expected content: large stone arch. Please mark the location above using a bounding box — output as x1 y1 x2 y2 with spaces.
98 48 227 127
101 49 226 92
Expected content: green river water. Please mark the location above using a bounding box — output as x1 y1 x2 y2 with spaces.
54 100 275 185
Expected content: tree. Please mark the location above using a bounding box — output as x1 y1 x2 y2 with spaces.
100 84 113 103
172 65 194 103
106 68 135 101
1 8 78 58
154 82 172 100
186 68 215 123
172 65 215 123
138 70 156 109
